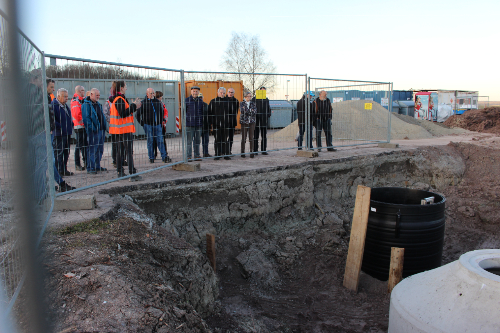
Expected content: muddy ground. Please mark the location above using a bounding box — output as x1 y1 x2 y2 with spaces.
32 140 500 333
444 107 500 134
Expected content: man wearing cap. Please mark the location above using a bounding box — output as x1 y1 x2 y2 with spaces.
297 91 314 150
184 86 204 161
252 87 271 154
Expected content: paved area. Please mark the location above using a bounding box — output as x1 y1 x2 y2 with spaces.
48 132 499 229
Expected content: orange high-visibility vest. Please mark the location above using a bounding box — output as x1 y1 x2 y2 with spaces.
109 96 135 134
49 93 55 102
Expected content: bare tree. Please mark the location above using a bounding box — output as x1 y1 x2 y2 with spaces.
221 32 277 95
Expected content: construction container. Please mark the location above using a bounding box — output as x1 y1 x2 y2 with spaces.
398 101 414 117
180 80 244 130
392 90 413 101
391 102 400 114
269 100 293 128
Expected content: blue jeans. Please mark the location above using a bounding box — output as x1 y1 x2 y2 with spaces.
298 123 313 149
186 127 201 158
144 124 166 160
87 130 104 171
202 130 209 156
316 118 333 148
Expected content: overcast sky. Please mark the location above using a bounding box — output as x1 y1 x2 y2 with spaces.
4 0 500 100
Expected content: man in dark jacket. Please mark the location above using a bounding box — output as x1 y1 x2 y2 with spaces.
226 88 239 155
252 87 271 154
82 88 107 174
313 90 336 152
184 86 204 160
137 88 169 163
209 87 231 160
297 92 314 150
52 88 74 176
199 93 212 158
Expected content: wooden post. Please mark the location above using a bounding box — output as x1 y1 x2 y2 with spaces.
343 185 371 292
206 233 216 271
388 247 405 293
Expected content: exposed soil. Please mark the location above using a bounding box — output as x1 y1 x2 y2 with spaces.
444 107 500 135
39 141 500 332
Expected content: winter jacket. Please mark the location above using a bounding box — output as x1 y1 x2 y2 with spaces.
47 93 55 132
313 97 332 120
137 96 165 126
52 98 73 136
108 93 137 119
226 96 240 128
82 96 107 133
240 100 257 124
71 93 85 129
185 95 204 128
297 95 314 126
108 93 136 135
208 97 229 129
202 100 210 132
252 97 271 126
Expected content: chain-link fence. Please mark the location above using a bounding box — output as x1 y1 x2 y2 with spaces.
309 78 393 148
44 54 184 194
1 7 52 331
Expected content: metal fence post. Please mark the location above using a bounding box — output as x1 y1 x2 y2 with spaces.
305 75 310 151
387 82 393 143
180 70 187 162
41 52 55 204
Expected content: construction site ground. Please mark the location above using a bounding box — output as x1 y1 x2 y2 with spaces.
26 128 500 332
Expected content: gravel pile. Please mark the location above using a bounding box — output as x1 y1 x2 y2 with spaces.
270 100 462 141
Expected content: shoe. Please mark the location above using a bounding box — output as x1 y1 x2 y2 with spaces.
194 156 202 161
241 154 246 158
214 157 221 160
99 167 107 172
149 159 154 163
250 154 255 158
203 154 212 158
117 171 127 177
87 170 97 174
317 149 322 152
58 181 76 192
62 170 74 176
188 158 193 162
327 148 337 152
123 161 128 166
112 162 117 168
298 148 302 151
262 152 269 155
224 156 231 160
75 165 85 171
129 175 142 182
162 156 172 163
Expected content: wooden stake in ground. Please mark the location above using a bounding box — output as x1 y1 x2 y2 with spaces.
206 233 216 271
388 247 405 293
343 185 371 292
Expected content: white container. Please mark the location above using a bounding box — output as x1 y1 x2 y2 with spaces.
389 249 500 333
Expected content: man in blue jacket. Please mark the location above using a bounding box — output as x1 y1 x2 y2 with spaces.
137 88 170 163
184 86 204 161
52 88 74 176
82 88 107 174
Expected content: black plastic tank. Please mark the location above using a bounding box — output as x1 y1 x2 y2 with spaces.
361 187 446 280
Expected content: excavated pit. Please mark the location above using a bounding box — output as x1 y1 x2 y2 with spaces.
43 142 500 332
96 146 466 332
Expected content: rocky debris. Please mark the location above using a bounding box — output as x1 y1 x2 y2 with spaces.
444 107 500 134
236 247 280 287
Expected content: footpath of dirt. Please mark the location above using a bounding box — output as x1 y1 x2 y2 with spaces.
37 141 500 333
444 107 500 134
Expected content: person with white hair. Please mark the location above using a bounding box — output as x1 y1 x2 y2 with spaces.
52 88 74 176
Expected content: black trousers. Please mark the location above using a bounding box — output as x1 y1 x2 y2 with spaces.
227 126 235 153
115 133 134 174
214 126 229 157
53 134 71 173
253 115 268 152
74 128 87 167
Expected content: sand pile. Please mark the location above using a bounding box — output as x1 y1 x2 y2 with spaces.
270 100 440 142
444 107 500 135
393 113 467 136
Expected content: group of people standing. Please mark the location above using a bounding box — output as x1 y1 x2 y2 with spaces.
184 85 271 160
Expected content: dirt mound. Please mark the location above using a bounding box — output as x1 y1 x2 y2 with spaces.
392 113 467 137
443 107 500 134
42 200 218 332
